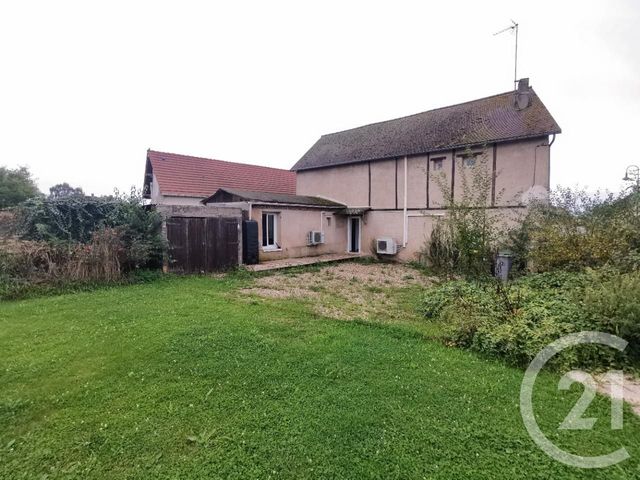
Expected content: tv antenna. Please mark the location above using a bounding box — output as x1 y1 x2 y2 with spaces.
494 20 519 90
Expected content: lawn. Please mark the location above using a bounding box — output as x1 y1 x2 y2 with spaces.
1 266 639 479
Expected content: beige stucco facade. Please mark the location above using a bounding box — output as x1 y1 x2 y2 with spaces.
158 136 553 264
288 136 551 261
251 206 349 262
297 137 550 209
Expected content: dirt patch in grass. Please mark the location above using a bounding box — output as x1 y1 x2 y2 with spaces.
242 286 321 299
241 262 432 321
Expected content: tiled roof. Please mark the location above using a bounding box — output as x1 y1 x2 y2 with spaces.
202 188 345 207
145 150 296 198
292 86 561 171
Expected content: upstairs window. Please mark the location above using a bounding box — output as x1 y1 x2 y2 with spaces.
463 156 476 167
460 151 482 167
431 157 445 171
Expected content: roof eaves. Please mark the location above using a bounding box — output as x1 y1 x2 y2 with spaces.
249 202 345 209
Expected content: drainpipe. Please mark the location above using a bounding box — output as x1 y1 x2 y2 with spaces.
403 155 408 247
248 202 252 221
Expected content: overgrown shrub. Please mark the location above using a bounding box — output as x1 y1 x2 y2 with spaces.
511 189 640 272
419 149 508 278
422 270 638 369
1 228 122 279
583 271 640 359
15 188 163 269
1 189 164 299
420 185 640 369
65 228 124 282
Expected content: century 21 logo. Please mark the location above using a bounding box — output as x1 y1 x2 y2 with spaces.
520 332 629 469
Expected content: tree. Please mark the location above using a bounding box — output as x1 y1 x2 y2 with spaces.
48 182 84 199
0 166 41 209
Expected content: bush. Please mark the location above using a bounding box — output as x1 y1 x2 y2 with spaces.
583 271 640 360
511 189 640 273
1 189 164 299
422 270 638 369
15 189 163 270
0 232 166 300
419 149 508 278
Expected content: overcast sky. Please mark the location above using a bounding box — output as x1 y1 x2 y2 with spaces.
1 1 639 196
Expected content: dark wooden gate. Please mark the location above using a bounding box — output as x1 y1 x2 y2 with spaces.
165 217 239 273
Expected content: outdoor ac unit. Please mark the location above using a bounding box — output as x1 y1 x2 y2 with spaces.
376 237 397 255
307 230 325 245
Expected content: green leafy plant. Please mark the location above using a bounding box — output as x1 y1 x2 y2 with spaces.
509 188 640 272
422 270 638 369
0 166 41 209
15 188 163 268
420 148 507 278
1 188 164 299
582 270 640 360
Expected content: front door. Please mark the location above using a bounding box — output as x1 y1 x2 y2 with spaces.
348 217 360 253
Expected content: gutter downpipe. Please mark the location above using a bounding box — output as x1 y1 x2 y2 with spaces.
403 155 408 247
548 134 556 191
248 202 252 221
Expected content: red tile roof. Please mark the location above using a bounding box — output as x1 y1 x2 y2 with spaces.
145 150 296 198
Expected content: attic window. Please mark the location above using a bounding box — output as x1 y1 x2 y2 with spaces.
431 157 445 171
459 151 482 167
463 156 476 167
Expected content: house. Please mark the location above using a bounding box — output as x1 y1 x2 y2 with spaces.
143 150 296 205
205 78 561 262
142 150 298 272
202 188 347 261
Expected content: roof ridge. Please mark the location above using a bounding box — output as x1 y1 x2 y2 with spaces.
147 149 293 173
321 89 529 137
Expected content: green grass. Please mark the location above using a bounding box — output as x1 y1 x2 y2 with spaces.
1 275 640 479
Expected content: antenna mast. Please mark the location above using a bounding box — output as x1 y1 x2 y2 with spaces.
494 20 519 90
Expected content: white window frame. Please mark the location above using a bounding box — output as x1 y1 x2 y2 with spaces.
261 212 280 251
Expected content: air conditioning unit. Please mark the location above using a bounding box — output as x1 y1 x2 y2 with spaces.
307 230 325 245
376 237 397 255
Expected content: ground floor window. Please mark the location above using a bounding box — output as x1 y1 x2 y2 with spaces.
262 212 279 249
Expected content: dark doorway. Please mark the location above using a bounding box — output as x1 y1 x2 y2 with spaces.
348 217 360 253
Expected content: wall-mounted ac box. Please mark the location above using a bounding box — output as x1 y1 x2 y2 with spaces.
376 237 397 255
307 231 325 245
